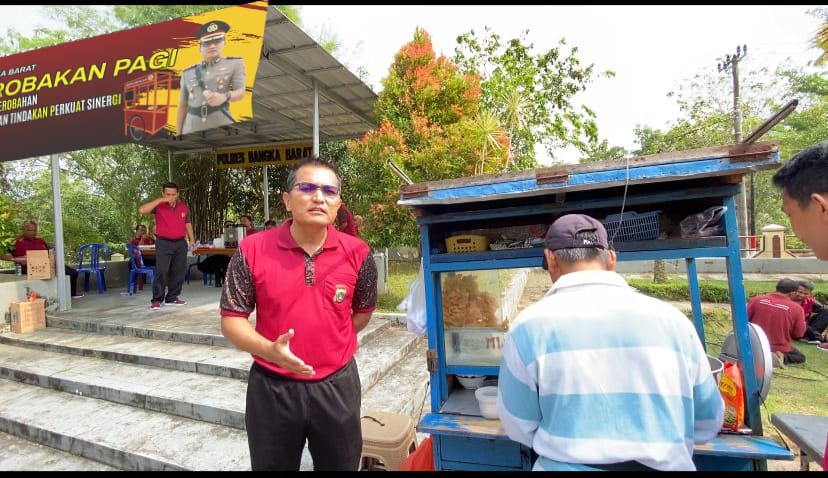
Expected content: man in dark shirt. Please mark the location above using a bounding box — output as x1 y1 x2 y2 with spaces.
138 182 195 310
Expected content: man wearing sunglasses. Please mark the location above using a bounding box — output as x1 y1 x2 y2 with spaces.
219 156 378 471
176 19 246 136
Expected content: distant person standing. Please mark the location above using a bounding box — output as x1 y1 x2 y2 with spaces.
176 20 246 136
239 214 257 236
139 182 195 310
748 278 807 367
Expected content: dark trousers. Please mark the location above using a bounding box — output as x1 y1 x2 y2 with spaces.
245 358 362 471
152 237 187 303
784 347 806 365
805 310 828 340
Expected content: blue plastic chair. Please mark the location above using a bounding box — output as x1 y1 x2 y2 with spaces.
77 243 110 294
127 244 155 296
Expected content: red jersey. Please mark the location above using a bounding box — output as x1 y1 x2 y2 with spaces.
747 292 806 353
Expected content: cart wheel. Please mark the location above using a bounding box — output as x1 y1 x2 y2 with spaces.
128 115 146 141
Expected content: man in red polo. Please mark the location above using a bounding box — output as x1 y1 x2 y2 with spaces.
2 220 83 299
138 182 195 310
748 278 807 367
219 156 377 471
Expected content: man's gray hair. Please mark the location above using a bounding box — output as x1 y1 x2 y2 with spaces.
550 231 611 265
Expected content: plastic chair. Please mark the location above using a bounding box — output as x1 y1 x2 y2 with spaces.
76 243 110 294
127 244 155 296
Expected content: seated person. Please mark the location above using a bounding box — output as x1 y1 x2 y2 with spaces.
2 220 83 299
748 278 807 367
796 279 827 344
264 220 277 230
239 214 257 236
130 224 156 267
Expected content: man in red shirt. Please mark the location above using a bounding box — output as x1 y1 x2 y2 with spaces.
748 278 807 367
220 156 377 471
138 182 195 310
2 220 82 298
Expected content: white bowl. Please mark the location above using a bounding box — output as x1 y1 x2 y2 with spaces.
456 375 486 390
475 385 499 419
708 355 724 385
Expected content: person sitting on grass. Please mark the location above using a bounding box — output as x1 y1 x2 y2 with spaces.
748 278 808 367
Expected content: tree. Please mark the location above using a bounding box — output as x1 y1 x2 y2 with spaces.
809 7 828 66
344 28 511 247
452 27 612 167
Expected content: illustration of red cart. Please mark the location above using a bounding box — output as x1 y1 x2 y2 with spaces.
123 71 174 141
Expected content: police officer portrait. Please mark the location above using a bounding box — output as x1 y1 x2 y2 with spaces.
176 20 246 136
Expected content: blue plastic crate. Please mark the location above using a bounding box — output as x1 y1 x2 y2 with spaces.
602 210 660 243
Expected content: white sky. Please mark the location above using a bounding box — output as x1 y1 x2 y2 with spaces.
1 5 823 164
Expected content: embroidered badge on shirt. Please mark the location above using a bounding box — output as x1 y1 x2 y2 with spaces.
334 285 347 303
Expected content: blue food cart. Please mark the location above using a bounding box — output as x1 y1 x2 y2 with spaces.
397 141 794 470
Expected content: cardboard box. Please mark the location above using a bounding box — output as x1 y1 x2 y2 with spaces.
9 298 46 334
26 249 56 280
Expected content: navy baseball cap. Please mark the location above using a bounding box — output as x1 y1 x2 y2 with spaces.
541 214 610 269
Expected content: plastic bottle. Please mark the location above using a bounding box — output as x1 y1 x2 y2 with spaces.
14 262 22 276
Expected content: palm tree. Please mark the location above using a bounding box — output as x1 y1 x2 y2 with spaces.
813 22 828 66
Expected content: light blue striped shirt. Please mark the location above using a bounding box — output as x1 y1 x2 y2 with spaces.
496 270 724 471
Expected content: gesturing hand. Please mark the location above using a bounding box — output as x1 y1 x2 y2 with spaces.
267 328 315 376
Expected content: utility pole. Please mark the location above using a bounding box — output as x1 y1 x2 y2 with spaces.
718 45 750 255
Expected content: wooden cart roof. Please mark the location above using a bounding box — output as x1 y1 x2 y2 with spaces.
398 141 781 209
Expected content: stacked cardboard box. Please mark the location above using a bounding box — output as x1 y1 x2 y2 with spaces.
26 250 56 280
9 298 46 334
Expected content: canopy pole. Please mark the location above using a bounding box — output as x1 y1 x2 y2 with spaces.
263 165 270 220
312 79 319 158
167 149 172 181
51 154 68 311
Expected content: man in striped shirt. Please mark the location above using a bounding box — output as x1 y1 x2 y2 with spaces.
496 214 724 471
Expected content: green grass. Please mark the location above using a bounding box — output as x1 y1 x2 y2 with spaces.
379 263 828 435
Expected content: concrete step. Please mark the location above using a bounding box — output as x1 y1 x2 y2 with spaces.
0 318 394 381
0 314 427 470
0 379 250 470
0 320 419 430
361 334 430 420
0 430 118 471
0 342 249 429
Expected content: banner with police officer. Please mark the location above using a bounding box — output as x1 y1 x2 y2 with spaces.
0 2 267 162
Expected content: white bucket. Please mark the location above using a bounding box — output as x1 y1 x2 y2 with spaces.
475 385 499 419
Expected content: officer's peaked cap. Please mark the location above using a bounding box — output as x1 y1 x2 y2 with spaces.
197 20 230 43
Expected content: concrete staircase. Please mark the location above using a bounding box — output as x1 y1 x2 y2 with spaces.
0 307 429 470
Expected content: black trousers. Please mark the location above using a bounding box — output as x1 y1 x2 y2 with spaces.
805 310 828 340
245 358 362 471
152 237 187 303
784 347 806 365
